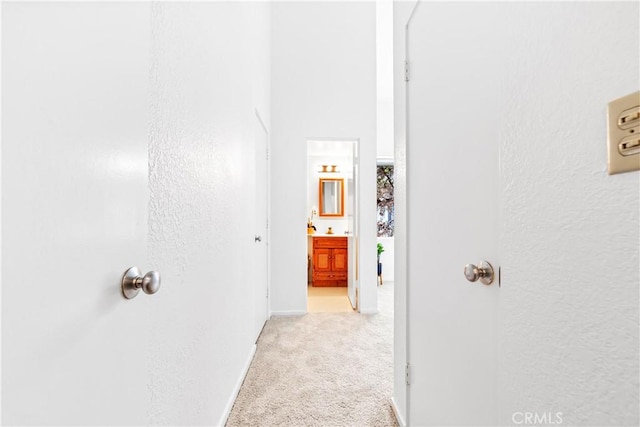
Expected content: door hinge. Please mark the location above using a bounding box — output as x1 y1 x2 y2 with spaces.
404 60 410 82
266 289 269 299
405 363 411 386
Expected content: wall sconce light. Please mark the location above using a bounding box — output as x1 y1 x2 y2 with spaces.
318 164 339 173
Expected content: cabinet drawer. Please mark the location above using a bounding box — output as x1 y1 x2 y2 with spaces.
313 272 347 281
313 237 347 249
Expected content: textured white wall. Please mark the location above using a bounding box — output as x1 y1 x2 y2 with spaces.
270 1 377 314
395 1 639 425
498 3 639 425
148 2 271 425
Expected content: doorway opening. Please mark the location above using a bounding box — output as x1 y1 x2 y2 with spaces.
306 139 359 312
376 159 394 288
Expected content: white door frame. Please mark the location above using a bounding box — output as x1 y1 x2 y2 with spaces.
403 3 420 424
305 137 361 311
255 109 271 323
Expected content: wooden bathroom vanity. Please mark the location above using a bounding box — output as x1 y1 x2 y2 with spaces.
311 236 348 287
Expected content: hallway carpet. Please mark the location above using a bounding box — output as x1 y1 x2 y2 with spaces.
226 283 396 427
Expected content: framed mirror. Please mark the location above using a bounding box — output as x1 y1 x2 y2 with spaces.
319 178 344 217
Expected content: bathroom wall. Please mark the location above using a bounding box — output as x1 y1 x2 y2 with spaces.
307 154 352 235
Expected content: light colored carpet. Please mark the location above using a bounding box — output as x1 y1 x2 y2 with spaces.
307 286 354 313
227 283 396 427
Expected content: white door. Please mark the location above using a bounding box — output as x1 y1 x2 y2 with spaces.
348 140 360 309
406 2 500 425
2 2 151 425
253 114 269 341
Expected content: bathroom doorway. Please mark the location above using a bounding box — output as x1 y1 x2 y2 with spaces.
306 139 359 312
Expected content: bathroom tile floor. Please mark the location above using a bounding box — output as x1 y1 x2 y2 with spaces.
307 286 354 312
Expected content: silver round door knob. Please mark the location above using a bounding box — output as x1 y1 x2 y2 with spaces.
464 264 481 281
141 271 161 295
122 267 161 299
463 261 494 285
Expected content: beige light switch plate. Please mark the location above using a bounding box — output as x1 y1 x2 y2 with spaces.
608 91 640 175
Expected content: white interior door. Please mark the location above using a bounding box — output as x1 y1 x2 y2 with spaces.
2 3 150 424
348 140 360 308
406 2 500 425
253 114 269 340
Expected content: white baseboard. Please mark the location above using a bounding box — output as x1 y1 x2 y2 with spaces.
217 344 257 427
270 310 306 316
391 397 406 427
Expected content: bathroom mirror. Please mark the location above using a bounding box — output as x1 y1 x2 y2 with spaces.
319 178 344 217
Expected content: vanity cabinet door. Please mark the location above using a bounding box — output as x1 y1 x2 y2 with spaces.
332 248 348 272
314 248 332 272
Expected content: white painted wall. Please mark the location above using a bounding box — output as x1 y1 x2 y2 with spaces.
148 2 271 425
270 1 377 314
2 2 271 425
377 0 394 160
498 3 638 425
395 1 639 425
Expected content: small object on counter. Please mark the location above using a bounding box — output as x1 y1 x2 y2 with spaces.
326 227 333 235
307 218 316 234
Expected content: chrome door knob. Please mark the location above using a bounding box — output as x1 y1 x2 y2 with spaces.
255 235 262 242
463 261 494 285
122 267 161 299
